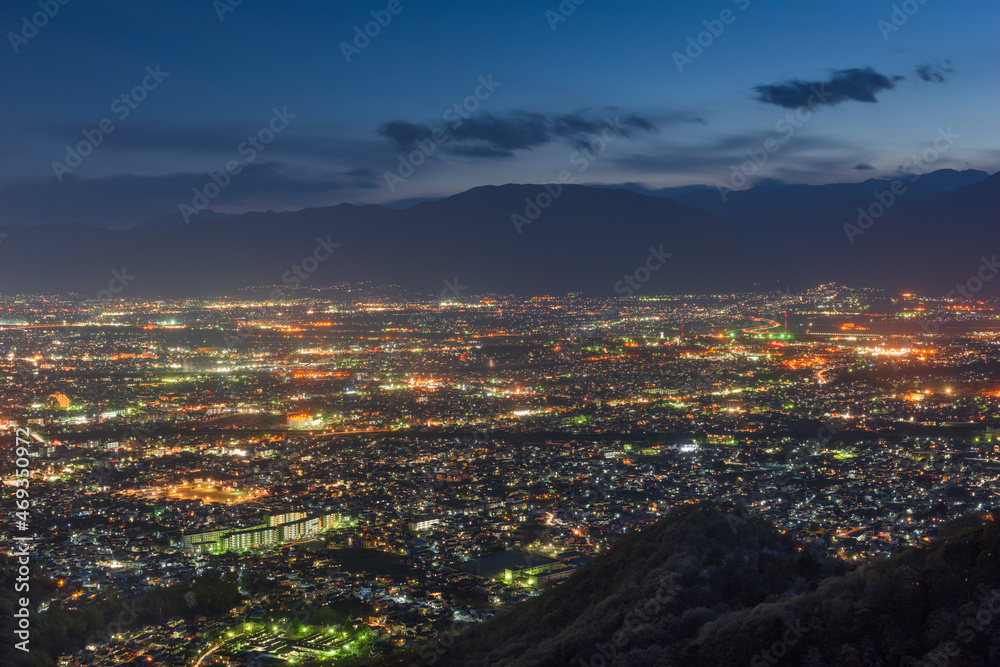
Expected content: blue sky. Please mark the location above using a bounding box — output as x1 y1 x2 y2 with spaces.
2 0 997 226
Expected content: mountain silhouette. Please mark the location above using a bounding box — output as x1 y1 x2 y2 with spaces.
0 171 996 298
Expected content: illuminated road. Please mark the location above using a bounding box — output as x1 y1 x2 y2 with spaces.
815 366 844 385
192 642 221 667
192 633 243 667
314 428 394 437
741 318 781 334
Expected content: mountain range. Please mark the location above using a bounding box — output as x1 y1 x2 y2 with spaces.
0 169 995 298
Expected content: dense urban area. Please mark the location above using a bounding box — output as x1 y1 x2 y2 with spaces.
3 283 1000 665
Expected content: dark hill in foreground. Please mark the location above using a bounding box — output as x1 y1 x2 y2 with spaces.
387 504 1000 667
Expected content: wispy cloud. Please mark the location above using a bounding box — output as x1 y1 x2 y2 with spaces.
378 109 663 158
916 61 954 83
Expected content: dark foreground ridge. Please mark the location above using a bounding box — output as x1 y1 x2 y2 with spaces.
378 504 1000 667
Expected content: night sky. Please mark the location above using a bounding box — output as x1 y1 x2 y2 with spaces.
2 0 997 227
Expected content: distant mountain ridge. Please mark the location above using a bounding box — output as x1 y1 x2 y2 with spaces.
0 170 996 298
118 169 988 231
132 209 248 230
607 169 989 215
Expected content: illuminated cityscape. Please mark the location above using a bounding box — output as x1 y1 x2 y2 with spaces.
4 284 1000 663
4 1 999 663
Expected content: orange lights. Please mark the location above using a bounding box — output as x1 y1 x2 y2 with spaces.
781 355 827 370
291 370 349 379
407 376 444 389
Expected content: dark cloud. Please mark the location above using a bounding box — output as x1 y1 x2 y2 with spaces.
765 158 874 183
916 61 954 83
450 111 562 151
378 121 436 150
609 132 863 189
752 178 788 189
754 67 902 109
446 145 515 159
345 167 378 179
0 162 370 228
378 109 661 158
855 163 875 170
612 133 849 174
37 121 391 169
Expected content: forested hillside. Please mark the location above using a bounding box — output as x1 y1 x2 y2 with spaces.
384 504 1000 666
